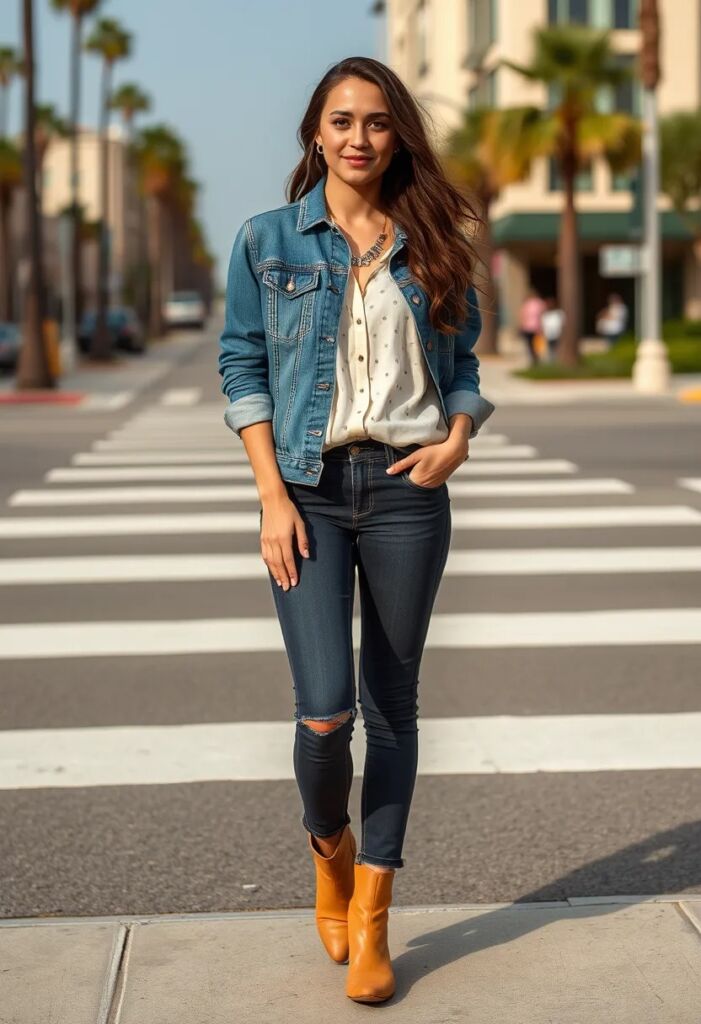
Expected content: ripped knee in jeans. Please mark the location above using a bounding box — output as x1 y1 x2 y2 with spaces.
299 710 353 734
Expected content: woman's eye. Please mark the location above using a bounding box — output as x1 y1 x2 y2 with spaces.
331 119 388 130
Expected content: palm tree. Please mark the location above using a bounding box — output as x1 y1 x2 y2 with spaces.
504 25 641 366
0 47 24 139
0 139 22 320
110 82 150 308
443 105 551 354
50 0 103 338
16 0 52 389
84 16 132 360
34 103 69 212
133 124 187 337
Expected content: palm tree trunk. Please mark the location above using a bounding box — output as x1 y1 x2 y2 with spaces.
0 189 12 320
69 12 83 329
16 0 52 389
0 85 8 139
556 136 581 368
92 58 113 360
476 195 498 355
148 195 164 336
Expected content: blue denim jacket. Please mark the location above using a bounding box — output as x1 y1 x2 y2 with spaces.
218 172 495 486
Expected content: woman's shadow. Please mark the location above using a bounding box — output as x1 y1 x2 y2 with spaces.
390 820 701 1004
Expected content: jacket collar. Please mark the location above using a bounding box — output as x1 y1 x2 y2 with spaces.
296 172 408 248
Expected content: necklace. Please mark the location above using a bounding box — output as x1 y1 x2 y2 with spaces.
327 209 390 266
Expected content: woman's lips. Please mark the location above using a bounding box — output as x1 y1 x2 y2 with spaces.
344 156 371 164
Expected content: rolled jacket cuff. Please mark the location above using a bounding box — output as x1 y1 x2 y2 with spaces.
444 390 496 438
223 392 274 437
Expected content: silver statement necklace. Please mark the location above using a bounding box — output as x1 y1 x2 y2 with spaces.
327 210 389 266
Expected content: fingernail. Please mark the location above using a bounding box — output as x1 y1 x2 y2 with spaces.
290 578 297 586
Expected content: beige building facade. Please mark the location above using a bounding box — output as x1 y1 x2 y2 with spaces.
378 0 700 341
41 124 144 306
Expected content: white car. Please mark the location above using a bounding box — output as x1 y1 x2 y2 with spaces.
163 290 206 330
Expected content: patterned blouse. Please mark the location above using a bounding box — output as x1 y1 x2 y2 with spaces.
323 244 450 452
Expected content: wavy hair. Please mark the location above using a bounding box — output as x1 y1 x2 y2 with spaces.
286 56 483 336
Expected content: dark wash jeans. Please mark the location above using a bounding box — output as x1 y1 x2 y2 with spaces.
264 437 452 869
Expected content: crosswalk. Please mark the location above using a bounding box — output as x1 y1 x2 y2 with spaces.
1 393 700 798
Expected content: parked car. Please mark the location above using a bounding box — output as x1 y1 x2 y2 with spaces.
163 290 206 330
0 322 20 372
78 307 146 354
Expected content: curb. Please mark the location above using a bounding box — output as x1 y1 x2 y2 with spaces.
2 893 701 929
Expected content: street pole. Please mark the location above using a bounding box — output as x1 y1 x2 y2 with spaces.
632 0 671 392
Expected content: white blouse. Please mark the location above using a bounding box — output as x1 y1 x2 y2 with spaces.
323 244 450 452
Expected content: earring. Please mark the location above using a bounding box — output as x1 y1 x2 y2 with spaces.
316 142 323 154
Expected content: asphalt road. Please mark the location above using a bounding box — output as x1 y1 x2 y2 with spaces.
1 330 700 919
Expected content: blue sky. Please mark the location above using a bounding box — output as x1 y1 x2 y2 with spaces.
5 0 385 287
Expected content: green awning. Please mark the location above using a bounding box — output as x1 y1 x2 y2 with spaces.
492 211 693 245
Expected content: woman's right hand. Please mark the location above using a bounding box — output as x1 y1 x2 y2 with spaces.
260 495 310 590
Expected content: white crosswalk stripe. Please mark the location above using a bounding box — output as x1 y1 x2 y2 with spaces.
2 713 700 790
2 548 701 585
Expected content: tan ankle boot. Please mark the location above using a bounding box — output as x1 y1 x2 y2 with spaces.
308 824 357 963
345 862 396 1003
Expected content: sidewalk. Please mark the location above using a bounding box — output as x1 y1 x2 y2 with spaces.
0 328 210 411
478 351 701 406
2 895 700 1022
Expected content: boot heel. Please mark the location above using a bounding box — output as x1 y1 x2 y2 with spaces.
346 862 396 1003
308 824 357 964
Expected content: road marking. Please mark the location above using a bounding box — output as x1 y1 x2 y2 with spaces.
1 505 698 538
2 712 701 789
2 547 699 585
46 466 630 496
678 478 701 494
159 389 201 406
0 609 699 659
78 392 135 410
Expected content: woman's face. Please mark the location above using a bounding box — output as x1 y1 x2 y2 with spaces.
315 76 398 185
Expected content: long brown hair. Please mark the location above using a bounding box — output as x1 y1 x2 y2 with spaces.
286 56 483 336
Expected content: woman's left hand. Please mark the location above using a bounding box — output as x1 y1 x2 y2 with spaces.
386 436 469 489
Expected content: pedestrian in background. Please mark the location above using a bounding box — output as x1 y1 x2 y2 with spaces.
519 289 546 366
541 297 565 363
218 55 495 1005
596 292 629 348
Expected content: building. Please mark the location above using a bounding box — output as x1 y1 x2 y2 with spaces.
40 123 145 310
378 0 699 343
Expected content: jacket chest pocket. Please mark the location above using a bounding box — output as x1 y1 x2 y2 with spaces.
262 267 320 343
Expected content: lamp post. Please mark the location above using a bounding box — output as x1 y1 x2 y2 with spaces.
632 0 671 392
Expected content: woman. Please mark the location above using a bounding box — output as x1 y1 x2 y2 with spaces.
518 289 546 366
218 56 495 1003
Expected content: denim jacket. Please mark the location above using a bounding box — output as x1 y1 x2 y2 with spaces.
218 172 495 486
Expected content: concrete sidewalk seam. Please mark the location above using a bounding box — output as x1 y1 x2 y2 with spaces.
97 923 129 1024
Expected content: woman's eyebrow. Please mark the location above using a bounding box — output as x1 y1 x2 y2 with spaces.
328 109 391 118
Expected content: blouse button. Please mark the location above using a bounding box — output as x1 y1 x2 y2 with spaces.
356 318 362 324
358 355 364 361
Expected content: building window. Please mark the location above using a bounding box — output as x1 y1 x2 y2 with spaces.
549 157 593 191
550 0 637 27
416 0 430 77
613 0 636 28
466 0 497 67
549 0 589 23
596 53 639 115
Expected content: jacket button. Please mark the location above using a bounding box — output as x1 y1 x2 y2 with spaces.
285 279 295 291
411 294 420 304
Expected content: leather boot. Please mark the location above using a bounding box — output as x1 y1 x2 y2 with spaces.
345 862 396 1003
308 823 357 963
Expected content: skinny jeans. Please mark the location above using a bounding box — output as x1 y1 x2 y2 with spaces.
264 437 452 869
